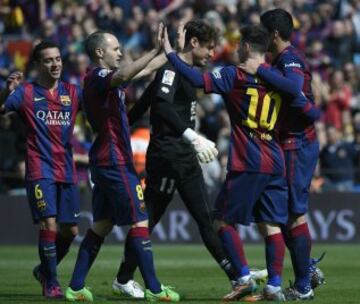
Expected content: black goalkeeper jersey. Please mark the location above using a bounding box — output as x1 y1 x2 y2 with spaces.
147 62 198 160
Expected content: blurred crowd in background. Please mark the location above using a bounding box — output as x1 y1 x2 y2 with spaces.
1 0 360 195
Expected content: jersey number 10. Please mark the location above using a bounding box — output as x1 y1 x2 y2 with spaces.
242 88 282 131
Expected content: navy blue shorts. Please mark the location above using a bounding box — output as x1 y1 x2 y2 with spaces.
214 172 288 225
26 179 80 224
90 164 148 226
285 141 319 215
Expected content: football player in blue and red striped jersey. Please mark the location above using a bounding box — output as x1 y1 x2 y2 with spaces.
65 28 179 302
240 8 323 300
0 41 82 299
163 24 300 301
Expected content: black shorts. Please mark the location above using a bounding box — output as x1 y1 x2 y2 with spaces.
144 152 212 227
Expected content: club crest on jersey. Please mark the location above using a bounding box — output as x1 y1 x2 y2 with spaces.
36 200 47 212
60 95 71 106
98 69 111 77
161 70 175 86
139 202 146 214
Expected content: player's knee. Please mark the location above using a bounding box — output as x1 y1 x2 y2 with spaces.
132 220 149 228
59 224 79 239
213 220 228 232
92 219 113 237
39 217 57 231
288 214 306 229
257 222 281 237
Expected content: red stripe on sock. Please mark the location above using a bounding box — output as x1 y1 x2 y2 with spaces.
39 230 57 242
266 233 285 276
128 227 150 238
290 223 310 238
219 225 248 267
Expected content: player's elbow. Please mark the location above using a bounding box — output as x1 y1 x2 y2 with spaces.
111 72 130 86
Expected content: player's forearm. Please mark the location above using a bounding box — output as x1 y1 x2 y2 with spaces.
257 65 303 96
301 103 321 122
132 53 167 81
290 95 321 122
111 49 158 86
166 52 205 87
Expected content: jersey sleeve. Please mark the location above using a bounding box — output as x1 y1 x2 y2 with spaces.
290 93 321 122
257 55 304 96
90 68 115 94
166 52 204 87
203 66 237 94
4 85 25 112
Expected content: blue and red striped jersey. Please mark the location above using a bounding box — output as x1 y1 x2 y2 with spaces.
4 81 82 183
83 67 133 167
272 45 317 150
203 66 285 176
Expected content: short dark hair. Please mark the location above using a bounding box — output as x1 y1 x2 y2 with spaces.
31 41 60 62
184 20 218 47
84 30 112 60
240 25 270 54
260 8 293 41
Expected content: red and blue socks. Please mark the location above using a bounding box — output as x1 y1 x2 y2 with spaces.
38 230 58 287
265 233 285 287
218 225 250 279
69 229 104 291
127 227 161 293
288 223 312 293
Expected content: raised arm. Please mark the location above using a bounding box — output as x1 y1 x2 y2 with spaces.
131 53 167 81
0 71 23 107
167 52 205 87
256 63 303 96
110 23 164 87
239 57 303 96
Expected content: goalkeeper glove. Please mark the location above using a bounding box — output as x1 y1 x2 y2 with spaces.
182 128 218 163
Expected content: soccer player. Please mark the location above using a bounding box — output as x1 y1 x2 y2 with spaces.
240 8 324 300
64 28 180 302
162 23 323 301
113 20 252 298
0 41 82 298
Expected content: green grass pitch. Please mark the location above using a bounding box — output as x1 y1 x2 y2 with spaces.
0 244 359 303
